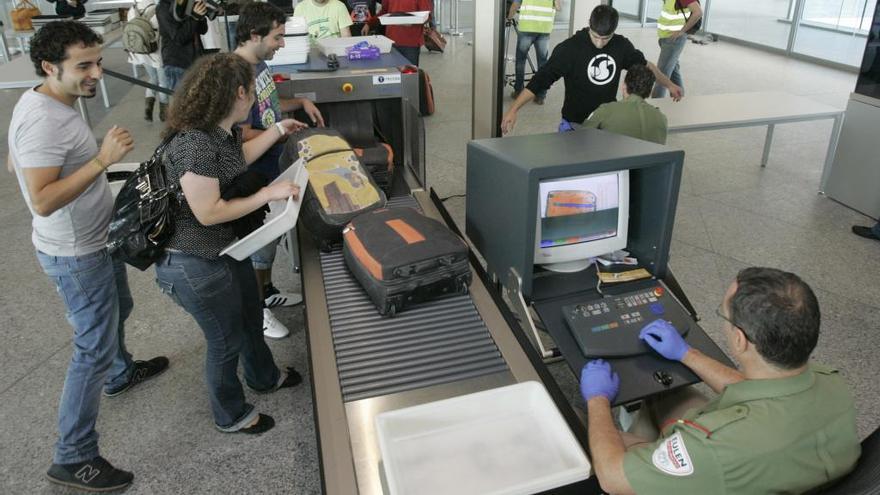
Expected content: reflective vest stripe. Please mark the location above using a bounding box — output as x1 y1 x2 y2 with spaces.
518 0 556 34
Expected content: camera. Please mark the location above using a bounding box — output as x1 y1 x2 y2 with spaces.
172 0 223 21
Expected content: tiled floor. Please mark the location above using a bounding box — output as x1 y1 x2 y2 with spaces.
0 24 877 494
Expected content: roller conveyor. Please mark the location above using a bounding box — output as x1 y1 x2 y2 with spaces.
301 190 596 495
318 196 508 403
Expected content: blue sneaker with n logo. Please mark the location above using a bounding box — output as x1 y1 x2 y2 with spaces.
47 456 133 492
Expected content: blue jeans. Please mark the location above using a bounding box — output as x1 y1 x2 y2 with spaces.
37 249 134 464
141 64 169 103
163 65 187 92
395 45 421 66
515 31 549 98
251 237 279 271
652 35 687 98
154 252 280 429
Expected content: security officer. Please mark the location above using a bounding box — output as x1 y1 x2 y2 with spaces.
583 64 668 145
580 267 861 494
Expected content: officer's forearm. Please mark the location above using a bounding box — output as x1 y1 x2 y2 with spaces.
587 398 636 495
681 348 745 394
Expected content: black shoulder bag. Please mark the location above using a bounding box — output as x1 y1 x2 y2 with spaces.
107 134 180 270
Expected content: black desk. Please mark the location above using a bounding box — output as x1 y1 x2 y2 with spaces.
532 275 733 407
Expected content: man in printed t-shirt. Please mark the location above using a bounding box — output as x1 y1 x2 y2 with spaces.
501 5 682 134
234 2 325 339
294 0 353 41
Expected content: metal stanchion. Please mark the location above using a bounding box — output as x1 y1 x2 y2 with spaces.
446 0 464 37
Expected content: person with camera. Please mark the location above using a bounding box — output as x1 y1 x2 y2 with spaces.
9 21 168 492
652 0 702 98
46 0 87 19
233 2 324 339
157 0 209 90
155 53 307 435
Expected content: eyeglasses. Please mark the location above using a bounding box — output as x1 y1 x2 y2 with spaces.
715 303 753 343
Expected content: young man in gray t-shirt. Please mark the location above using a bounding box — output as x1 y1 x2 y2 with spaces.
8 21 169 492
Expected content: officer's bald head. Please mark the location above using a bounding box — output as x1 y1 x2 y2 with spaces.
728 267 820 370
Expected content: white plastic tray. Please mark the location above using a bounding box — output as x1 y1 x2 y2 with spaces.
375 381 591 495
316 35 394 56
219 159 309 261
269 51 309 65
379 10 430 25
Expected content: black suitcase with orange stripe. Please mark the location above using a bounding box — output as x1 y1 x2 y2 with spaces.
342 207 471 316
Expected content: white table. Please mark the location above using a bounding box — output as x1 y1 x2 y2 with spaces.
648 91 844 191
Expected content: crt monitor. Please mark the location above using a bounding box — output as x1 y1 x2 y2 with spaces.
534 170 630 272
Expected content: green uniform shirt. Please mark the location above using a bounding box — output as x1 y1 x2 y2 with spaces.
623 364 861 495
584 95 668 145
516 0 557 35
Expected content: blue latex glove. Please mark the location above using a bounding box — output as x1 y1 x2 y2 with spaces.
639 319 690 361
579 359 620 402
558 118 575 133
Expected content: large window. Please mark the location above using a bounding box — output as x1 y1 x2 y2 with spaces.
793 0 876 66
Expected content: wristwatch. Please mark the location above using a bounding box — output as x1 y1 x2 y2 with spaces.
274 122 286 137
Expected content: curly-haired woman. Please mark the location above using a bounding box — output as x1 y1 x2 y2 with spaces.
155 53 306 434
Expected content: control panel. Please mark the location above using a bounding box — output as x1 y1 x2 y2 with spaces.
562 282 692 358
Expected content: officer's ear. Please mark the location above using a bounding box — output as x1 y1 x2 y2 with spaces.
732 327 750 354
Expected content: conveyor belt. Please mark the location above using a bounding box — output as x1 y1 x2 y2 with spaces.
319 196 509 402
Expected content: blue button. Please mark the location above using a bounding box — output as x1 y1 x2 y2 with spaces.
650 303 665 315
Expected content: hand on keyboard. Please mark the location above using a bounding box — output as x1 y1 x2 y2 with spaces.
639 319 690 361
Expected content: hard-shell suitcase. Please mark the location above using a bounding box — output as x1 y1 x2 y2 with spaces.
343 207 472 316
284 129 386 249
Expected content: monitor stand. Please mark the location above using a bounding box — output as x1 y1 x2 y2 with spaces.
540 259 592 273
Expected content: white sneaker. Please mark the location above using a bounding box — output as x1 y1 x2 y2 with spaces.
263 283 303 308
263 308 290 339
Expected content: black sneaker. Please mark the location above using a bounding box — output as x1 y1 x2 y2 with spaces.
46 456 133 492
534 96 545 105
104 357 169 397
250 367 303 394
852 225 880 241
263 283 303 308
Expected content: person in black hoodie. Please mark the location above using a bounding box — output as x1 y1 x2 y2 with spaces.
157 0 209 91
501 5 682 134
46 0 87 18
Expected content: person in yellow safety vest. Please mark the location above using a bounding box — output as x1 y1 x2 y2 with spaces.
652 0 702 98
507 0 561 105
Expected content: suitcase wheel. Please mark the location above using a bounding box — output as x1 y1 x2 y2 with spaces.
385 303 397 318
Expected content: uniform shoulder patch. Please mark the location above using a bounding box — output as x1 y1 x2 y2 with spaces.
651 431 694 476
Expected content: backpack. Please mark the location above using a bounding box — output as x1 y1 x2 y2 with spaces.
123 4 159 54
107 135 179 270
674 0 702 34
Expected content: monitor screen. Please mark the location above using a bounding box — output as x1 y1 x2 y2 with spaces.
534 170 629 272
538 173 621 248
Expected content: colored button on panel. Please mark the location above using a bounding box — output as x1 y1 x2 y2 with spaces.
342 83 354 93
650 302 665 315
653 287 664 297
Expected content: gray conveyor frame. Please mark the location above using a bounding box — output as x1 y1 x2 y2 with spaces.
301 189 599 495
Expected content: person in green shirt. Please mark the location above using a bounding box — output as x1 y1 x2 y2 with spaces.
293 0 353 42
581 267 861 495
584 64 667 144
652 0 702 98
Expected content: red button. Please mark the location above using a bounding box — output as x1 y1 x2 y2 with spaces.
653 287 664 297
